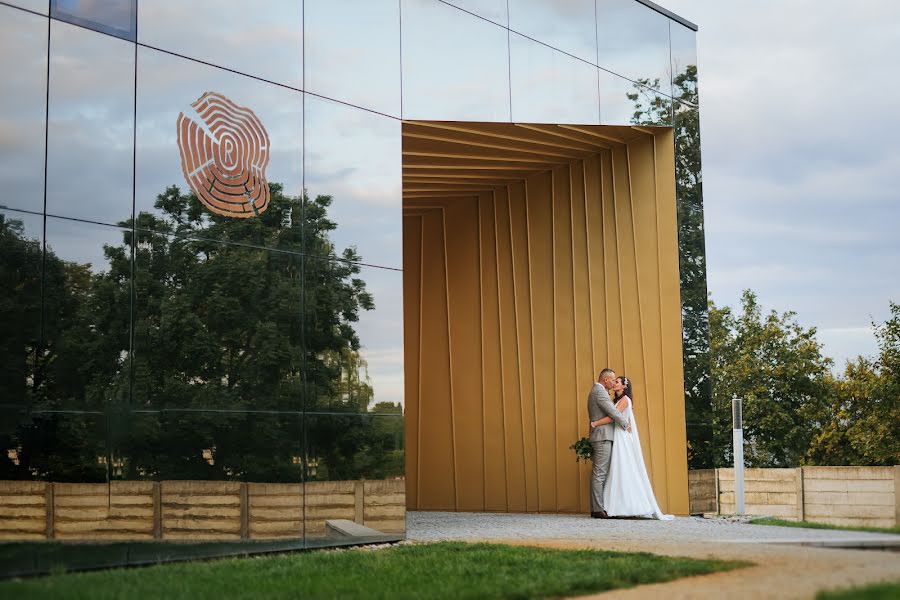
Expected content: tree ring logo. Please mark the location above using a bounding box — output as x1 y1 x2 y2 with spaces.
176 92 271 218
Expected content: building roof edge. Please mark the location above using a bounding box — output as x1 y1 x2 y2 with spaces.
635 0 699 31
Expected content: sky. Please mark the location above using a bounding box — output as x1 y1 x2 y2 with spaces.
661 0 900 369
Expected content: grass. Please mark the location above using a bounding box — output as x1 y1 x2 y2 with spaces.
749 517 900 536
0 541 747 600
817 581 900 599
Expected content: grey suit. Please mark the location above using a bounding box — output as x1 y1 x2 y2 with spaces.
587 382 629 513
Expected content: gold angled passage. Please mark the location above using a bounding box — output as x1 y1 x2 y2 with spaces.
403 121 688 516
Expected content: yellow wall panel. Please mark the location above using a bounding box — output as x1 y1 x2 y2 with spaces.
403 126 688 515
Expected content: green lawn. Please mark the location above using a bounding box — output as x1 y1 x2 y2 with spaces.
0 542 747 600
817 581 900 599
749 517 900 536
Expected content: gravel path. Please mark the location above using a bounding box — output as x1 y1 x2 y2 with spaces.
406 512 900 599
408 511 900 545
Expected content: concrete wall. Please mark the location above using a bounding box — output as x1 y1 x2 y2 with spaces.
0 479 405 541
688 466 899 529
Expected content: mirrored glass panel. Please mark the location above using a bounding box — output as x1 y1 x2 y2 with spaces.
131 232 303 411
401 0 510 122
304 95 401 269
135 46 303 251
508 0 597 64
51 0 136 41
596 0 670 92
442 0 507 26
302 257 403 415
0 411 107 483
137 0 302 88
304 0 400 117
5 1 49 15
0 6 47 214
0 209 44 409
599 68 671 126
509 32 599 125
670 21 698 106
673 99 711 468
41 216 132 412
46 20 134 225
303 412 404 546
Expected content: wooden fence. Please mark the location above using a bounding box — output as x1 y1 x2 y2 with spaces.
689 466 899 529
0 479 405 541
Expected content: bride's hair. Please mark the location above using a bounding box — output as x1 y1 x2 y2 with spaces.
615 376 633 402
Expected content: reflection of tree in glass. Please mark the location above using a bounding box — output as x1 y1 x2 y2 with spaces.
628 66 714 469
0 185 403 483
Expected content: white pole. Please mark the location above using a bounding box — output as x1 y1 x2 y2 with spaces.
732 397 745 515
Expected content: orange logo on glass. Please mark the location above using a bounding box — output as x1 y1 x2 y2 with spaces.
176 92 271 218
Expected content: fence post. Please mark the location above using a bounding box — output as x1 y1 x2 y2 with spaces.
714 468 720 515
153 481 162 539
45 482 55 540
732 398 745 515
240 482 250 539
354 480 365 525
894 465 900 528
796 467 805 522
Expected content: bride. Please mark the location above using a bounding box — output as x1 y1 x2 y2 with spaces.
594 376 673 520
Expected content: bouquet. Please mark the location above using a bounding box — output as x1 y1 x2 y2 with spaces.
569 437 592 463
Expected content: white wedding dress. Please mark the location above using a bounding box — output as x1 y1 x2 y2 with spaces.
603 396 674 520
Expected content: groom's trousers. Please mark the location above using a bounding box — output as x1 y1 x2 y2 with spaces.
590 440 613 513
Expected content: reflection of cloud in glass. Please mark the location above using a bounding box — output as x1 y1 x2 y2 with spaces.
45 215 126 275
52 0 136 40
0 6 47 214
509 32 599 124
599 68 670 126
401 0 510 121
305 94 401 269
136 46 302 227
596 0 671 91
304 0 400 117
509 0 598 64
6 0 49 15
138 0 302 88
46 20 134 224
669 21 698 103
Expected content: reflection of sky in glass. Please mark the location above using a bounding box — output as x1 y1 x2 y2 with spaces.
45 214 127 275
351 263 404 408
443 0 507 26
1 208 44 245
52 0 136 40
304 95 401 269
401 0 510 122
0 6 47 214
510 32 599 125
304 0 400 117
6 0 49 14
135 46 303 229
138 0 302 88
669 21 698 103
597 0 670 92
46 20 134 225
509 0 598 64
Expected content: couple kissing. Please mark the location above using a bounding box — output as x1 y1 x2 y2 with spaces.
587 368 673 520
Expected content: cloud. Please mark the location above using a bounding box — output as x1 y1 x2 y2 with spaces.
662 0 900 365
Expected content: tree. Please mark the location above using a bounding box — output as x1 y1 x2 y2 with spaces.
708 291 834 467
807 303 900 466
0 182 400 483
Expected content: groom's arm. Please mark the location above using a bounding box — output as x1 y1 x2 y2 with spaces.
591 388 629 430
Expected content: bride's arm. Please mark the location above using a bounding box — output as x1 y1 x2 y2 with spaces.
590 397 630 428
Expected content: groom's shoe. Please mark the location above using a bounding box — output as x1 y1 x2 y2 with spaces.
591 511 610 519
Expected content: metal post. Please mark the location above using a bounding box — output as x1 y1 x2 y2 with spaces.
732 397 745 515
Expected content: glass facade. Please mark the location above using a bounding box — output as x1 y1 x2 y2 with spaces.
0 0 706 574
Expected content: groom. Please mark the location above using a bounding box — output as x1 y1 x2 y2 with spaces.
588 368 630 519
